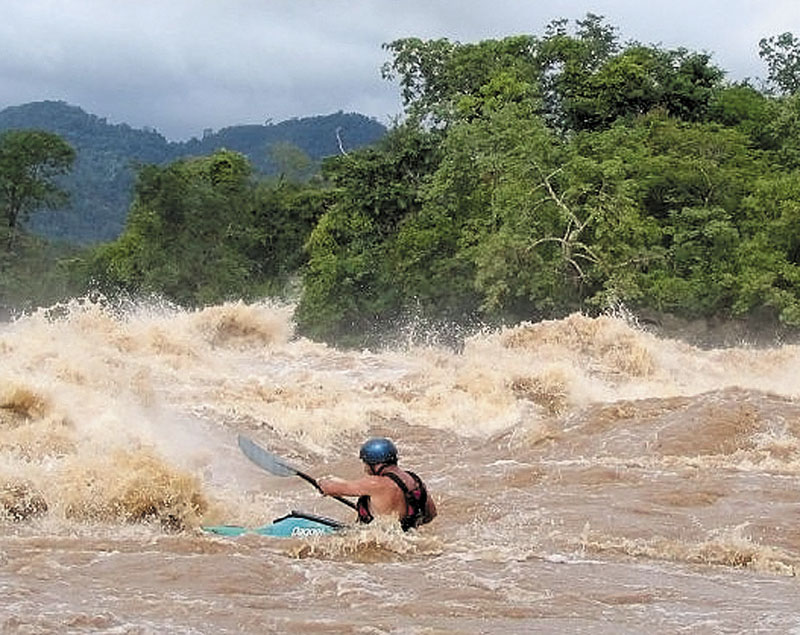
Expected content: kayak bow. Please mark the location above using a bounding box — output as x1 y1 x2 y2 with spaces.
203 510 344 538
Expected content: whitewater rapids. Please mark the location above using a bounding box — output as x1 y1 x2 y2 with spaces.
0 298 798 633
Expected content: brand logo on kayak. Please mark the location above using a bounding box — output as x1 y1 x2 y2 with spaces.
291 526 326 537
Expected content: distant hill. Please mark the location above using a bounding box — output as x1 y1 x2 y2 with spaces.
0 101 387 243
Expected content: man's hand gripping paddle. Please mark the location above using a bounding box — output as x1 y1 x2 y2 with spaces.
237 434 357 510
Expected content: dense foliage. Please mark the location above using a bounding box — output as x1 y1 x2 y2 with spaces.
5 15 800 348
87 150 329 305
0 129 78 311
0 129 75 244
0 233 84 314
297 15 800 343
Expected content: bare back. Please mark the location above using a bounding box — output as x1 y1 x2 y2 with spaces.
319 465 437 526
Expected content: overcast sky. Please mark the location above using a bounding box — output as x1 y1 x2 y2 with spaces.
1 1 797 141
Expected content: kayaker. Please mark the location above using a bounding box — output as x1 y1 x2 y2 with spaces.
318 437 437 531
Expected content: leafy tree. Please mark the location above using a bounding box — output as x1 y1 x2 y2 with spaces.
582 114 765 317
296 124 441 342
381 15 621 130
708 83 772 147
760 93 800 168
408 102 578 319
732 173 800 325
558 45 724 130
90 150 256 304
535 14 620 127
382 15 724 135
634 115 760 218
0 129 75 247
382 35 541 127
268 142 315 183
89 148 331 306
247 180 330 281
759 32 800 94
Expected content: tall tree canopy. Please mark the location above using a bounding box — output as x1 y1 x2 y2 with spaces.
759 32 800 94
295 17 800 344
89 149 328 305
0 129 75 247
381 14 725 133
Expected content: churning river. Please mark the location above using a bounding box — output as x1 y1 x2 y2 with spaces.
0 299 798 633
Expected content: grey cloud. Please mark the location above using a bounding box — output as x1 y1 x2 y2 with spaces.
0 0 794 140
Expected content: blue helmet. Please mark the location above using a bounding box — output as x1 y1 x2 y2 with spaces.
359 437 398 465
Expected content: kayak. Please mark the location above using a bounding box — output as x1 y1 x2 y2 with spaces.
202 510 344 538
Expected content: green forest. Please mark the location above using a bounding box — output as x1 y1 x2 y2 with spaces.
0 101 385 243
3 15 800 346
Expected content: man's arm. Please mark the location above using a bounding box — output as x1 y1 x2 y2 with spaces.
318 476 382 498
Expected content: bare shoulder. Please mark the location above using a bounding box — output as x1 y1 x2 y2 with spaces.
360 475 397 494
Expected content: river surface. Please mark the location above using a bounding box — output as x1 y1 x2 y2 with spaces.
0 299 798 633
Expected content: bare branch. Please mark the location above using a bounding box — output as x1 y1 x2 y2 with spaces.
335 127 349 156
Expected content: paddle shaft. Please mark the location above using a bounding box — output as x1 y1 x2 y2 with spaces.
238 435 357 510
292 467 357 510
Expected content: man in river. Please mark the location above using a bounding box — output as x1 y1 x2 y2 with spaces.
318 437 437 531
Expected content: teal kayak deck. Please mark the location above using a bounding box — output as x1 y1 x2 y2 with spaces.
203 510 344 538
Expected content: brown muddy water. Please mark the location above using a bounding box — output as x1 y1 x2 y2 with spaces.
0 299 798 633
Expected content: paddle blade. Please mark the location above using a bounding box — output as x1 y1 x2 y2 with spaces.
237 434 358 510
237 434 297 477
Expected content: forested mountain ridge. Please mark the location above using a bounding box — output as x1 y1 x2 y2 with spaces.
0 100 386 243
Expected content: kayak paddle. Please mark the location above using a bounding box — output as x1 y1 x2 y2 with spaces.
237 434 357 510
